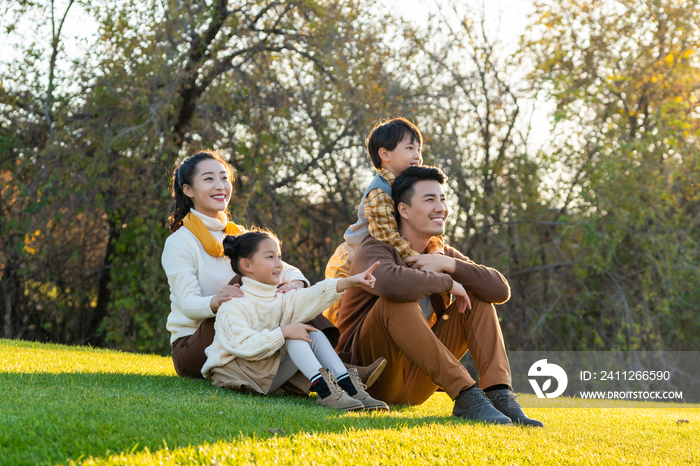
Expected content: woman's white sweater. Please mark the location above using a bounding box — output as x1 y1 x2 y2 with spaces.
201 276 343 379
161 209 308 344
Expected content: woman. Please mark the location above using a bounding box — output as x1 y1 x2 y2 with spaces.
161 150 385 383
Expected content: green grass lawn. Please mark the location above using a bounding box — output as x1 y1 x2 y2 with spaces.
1 339 698 465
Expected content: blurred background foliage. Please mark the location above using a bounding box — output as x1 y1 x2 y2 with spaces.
1 0 698 355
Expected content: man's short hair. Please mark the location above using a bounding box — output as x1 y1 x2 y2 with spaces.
366 117 423 169
392 166 448 224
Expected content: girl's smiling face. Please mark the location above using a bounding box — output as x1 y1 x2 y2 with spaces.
182 159 232 218
239 238 284 286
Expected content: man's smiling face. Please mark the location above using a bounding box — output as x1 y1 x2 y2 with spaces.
397 179 449 238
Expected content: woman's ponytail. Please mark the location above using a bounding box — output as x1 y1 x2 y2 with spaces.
167 164 194 232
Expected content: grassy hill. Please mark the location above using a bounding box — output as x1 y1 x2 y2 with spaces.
1 339 698 465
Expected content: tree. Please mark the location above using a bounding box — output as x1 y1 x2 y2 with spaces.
0 0 401 353
525 0 700 349
399 4 567 350
3 0 698 354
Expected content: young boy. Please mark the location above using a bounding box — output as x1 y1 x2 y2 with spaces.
324 117 444 324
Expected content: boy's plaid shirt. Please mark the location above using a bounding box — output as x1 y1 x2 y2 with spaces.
364 168 444 259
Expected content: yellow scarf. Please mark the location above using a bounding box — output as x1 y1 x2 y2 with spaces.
182 212 245 257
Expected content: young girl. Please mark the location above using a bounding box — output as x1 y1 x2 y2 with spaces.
201 230 389 411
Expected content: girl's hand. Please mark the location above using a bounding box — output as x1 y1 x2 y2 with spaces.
450 279 472 313
276 281 303 294
210 284 244 313
337 261 380 292
281 323 318 342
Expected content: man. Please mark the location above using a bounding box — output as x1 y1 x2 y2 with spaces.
336 166 542 426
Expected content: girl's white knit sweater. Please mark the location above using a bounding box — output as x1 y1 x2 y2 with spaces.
201 276 343 379
161 209 308 344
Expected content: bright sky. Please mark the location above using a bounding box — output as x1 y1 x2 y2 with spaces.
1 0 550 147
384 0 552 149
387 0 536 52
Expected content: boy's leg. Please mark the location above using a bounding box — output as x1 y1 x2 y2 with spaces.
323 243 351 325
325 242 351 279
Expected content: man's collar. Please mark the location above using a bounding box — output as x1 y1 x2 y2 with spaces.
377 168 396 185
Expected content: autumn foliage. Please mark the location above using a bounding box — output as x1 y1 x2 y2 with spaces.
1 0 698 354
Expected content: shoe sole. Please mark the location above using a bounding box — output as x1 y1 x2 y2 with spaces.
317 401 365 411
363 405 390 411
364 358 387 388
452 414 513 425
343 404 365 412
512 420 545 427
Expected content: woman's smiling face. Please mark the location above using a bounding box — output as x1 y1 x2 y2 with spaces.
182 159 232 218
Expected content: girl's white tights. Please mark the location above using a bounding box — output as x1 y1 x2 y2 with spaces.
267 330 346 393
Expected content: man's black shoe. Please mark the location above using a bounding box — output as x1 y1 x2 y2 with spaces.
485 388 544 427
453 388 513 425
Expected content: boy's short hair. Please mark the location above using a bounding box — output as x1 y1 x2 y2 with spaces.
392 166 447 225
366 117 423 169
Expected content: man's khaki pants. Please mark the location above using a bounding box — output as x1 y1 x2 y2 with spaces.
356 294 512 405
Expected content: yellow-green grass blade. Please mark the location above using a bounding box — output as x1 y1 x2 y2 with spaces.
2 339 698 466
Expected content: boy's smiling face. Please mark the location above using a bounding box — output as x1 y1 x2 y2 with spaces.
379 133 423 177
